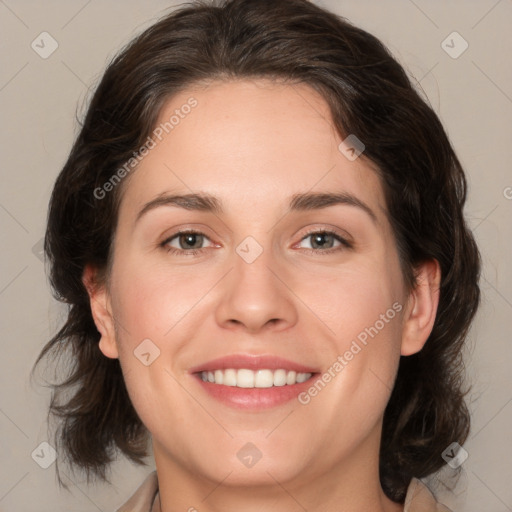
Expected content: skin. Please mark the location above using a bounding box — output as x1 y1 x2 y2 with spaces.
84 79 440 512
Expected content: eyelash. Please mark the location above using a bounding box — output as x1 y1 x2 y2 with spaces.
160 228 353 257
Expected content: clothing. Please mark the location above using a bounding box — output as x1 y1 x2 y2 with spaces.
115 470 452 512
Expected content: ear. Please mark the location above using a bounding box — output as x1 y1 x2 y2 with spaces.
400 259 441 356
82 264 119 359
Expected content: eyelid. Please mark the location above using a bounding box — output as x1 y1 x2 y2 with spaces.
160 228 216 251
293 226 353 252
295 225 353 245
159 223 219 243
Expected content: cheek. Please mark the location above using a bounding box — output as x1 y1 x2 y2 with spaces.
107 258 220 418
107 261 196 433
110 257 218 343
302 253 404 336
325 275 403 389
299 254 405 406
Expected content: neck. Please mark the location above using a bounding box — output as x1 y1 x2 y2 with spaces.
152 429 403 512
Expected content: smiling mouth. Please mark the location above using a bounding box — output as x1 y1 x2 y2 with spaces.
197 368 314 388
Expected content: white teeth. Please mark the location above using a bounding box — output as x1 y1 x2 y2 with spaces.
223 369 237 386
237 369 255 388
286 370 297 385
214 369 224 384
296 372 310 383
255 369 274 388
199 368 312 387
273 369 287 386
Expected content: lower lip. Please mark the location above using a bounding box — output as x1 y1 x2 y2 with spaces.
193 374 317 410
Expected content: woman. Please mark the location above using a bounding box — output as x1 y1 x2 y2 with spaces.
33 0 481 510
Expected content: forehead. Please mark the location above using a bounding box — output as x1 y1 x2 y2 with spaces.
118 79 386 222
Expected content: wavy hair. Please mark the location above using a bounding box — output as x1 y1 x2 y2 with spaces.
32 0 481 501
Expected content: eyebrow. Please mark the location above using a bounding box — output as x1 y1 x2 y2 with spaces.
135 191 378 224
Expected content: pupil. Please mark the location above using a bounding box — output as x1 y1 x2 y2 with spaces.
313 233 331 249
182 233 201 249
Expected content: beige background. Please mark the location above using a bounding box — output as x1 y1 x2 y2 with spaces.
0 0 511 510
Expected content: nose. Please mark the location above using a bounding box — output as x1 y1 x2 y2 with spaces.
214 244 298 333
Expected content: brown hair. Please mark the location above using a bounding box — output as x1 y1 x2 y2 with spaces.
32 0 481 502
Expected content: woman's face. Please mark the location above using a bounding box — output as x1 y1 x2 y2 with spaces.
91 79 431 487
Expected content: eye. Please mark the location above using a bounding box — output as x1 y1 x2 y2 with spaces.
296 229 352 254
160 228 352 257
160 230 214 256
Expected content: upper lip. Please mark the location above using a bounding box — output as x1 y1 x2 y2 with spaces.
188 354 319 374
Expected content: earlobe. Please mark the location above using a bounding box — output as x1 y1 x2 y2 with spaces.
400 259 441 356
82 264 119 359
